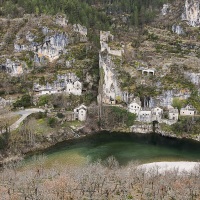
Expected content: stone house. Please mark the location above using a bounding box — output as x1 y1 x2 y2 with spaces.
168 108 179 121
180 105 196 116
74 105 87 121
138 67 155 75
40 88 60 95
34 73 82 96
65 80 82 96
138 110 152 123
152 107 163 115
151 107 163 121
128 102 141 115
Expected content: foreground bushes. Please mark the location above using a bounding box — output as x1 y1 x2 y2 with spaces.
0 157 200 200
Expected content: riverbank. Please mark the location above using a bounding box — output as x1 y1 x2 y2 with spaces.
140 161 200 173
1 124 200 167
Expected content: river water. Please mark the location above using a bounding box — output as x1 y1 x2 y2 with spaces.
26 132 200 167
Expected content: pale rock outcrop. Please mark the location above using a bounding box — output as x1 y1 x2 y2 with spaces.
36 32 68 62
130 124 153 133
162 4 171 15
15 32 69 62
26 31 35 42
150 89 191 108
100 31 123 57
0 97 7 108
98 31 126 104
182 0 200 26
172 24 185 35
73 24 88 42
0 59 23 76
55 15 68 26
73 24 87 36
14 43 28 51
184 72 200 85
66 59 75 68
42 26 51 35
34 53 45 63
99 53 122 104
100 31 114 42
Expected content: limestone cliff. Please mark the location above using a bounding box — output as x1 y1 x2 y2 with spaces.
98 31 133 105
182 0 200 27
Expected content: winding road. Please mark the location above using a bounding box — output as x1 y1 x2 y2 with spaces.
3 108 45 133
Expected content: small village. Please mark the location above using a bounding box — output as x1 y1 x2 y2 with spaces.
0 8 199 138
1 1 200 199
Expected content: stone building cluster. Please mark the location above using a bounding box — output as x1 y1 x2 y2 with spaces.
128 99 197 125
34 73 82 96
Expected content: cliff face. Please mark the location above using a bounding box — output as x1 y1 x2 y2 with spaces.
96 0 200 111
98 31 122 104
0 0 200 113
0 15 99 103
182 0 200 27
98 31 135 105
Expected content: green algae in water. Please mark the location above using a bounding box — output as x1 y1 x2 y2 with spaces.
25 132 200 167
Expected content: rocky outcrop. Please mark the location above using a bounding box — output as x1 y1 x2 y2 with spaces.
98 31 124 104
100 31 123 57
182 0 200 26
73 24 88 42
162 4 171 15
184 72 200 85
55 15 68 26
172 24 185 35
130 124 153 134
14 22 88 63
0 59 23 76
150 89 191 108
26 31 35 42
36 32 68 62
14 32 69 62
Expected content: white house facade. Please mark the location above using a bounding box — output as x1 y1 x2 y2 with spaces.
128 102 141 115
34 73 82 96
74 104 87 121
180 105 196 116
168 108 179 121
66 80 82 96
138 110 152 122
151 107 163 122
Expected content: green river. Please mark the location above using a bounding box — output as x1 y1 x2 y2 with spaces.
26 132 200 167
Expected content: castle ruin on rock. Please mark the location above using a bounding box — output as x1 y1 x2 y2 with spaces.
98 31 126 105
